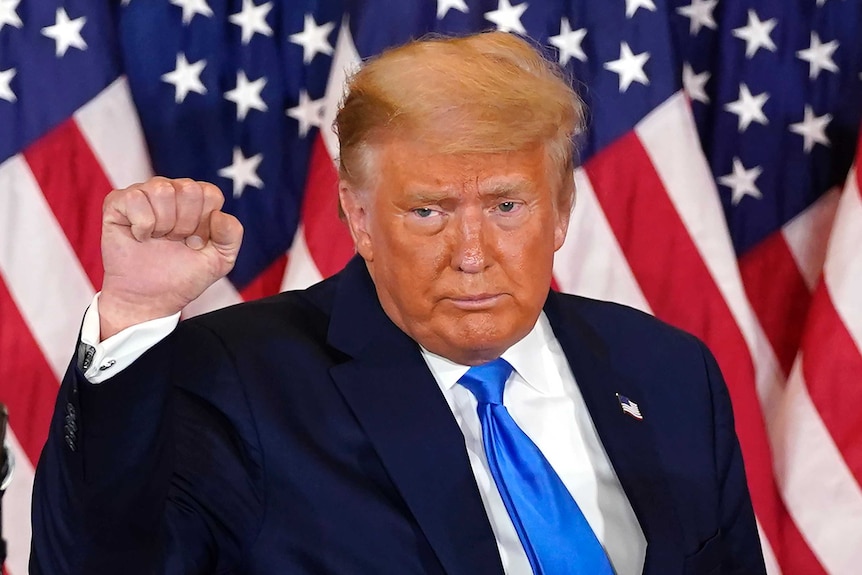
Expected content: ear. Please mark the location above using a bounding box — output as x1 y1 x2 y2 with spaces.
553 181 574 251
339 182 374 261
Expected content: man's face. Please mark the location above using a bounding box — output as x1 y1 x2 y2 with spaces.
340 138 572 365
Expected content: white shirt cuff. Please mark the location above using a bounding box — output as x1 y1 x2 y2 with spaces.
80 293 181 384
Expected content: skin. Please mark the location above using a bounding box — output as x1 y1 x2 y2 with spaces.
339 137 573 365
99 177 243 339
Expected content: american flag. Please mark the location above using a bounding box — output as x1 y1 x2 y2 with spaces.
616 394 643 420
1 0 860 573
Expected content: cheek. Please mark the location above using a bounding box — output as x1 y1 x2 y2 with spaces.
493 229 556 291
378 238 449 310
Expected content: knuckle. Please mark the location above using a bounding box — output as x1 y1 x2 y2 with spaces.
174 177 199 193
149 180 175 202
102 189 121 211
200 182 225 208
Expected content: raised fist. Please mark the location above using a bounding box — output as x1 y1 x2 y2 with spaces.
99 177 243 339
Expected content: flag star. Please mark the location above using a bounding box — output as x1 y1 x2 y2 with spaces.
161 53 207 103
625 0 656 19
682 63 710 104
724 83 769 132
732 9 777 59
225 70 268 121
604 42 650 92
484 0 528 35
41 8 87 57
549 17 587 65
289 13 335 64
286 90 326 137
676 0 717 36
796 32 839 80
436 0 468 19
719 158 763 205
789 105 832 153
0 0 22 31
229 0 273 45
0 67 16 103
218 148 264 198
169 0 213 25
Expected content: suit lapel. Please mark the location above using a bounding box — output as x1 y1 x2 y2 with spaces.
327 257 503 575
544 292 685 575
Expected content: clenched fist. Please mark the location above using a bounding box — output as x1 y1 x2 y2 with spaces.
99 177 243 340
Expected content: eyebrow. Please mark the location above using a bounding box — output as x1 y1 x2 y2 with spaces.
402 189 452 204
403 176 537 203
479 176 535 197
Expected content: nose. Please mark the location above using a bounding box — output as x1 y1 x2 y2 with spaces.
452 206 489 274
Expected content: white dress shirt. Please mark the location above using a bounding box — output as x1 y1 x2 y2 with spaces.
421 312 645 575
80 296 646 574
79 294 180 383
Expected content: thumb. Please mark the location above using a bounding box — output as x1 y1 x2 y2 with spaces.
209 211 244 263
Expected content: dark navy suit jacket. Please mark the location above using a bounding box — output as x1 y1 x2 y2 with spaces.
31 256 766 574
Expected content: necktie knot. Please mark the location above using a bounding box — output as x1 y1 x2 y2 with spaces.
458 358 513 405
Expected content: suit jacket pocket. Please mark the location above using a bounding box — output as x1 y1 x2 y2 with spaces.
683 530 722 575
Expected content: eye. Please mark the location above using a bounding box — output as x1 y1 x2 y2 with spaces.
498 201 518 213
413 207 435 218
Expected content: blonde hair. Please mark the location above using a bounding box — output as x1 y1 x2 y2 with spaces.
334 31 585 198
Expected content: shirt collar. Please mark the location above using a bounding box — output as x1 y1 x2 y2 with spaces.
420 311 556 395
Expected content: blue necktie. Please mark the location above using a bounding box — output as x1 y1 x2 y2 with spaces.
459 358 615 575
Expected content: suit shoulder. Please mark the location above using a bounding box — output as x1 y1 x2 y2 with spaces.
553 292 707 360
568 293 698 338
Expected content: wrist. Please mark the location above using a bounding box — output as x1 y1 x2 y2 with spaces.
97 289 183 341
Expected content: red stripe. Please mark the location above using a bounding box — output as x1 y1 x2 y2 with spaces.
739 232 811 377
301 136 355 278
0 276 58 468
585 132 826 573
23 118 112 291
239 254 288 301
801 282 862 485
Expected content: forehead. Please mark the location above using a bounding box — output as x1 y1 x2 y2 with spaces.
373 138 555 195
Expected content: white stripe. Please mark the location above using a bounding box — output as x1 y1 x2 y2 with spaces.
822 166 862 351
3 430 35 575
0 156 95 379
182 276 243 318
320 18 361 163
782 187 840 291
281 225 324 291
554 168 651 314
756 520 782 575
773 356 862 574
635 93 754 342
74 76 154 189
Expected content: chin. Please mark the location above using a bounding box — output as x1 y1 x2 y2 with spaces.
436 318 524 363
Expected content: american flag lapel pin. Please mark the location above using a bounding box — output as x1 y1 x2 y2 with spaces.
616 393 643 421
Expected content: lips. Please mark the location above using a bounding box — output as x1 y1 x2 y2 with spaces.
446 293 504 310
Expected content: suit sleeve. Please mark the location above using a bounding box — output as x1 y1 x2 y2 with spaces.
30 321 265 575
698 340 767 575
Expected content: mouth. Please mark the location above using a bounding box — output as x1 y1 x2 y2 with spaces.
446 293 504 310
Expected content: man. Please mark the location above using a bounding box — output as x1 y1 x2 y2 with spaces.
31 32 766 574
